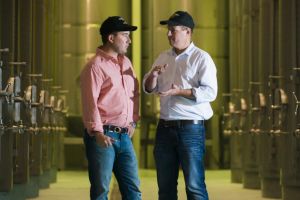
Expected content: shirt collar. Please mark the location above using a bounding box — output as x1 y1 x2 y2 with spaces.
171 42 195 57
96 47 124 64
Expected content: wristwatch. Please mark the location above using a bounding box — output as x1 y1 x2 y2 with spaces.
130 122 137 128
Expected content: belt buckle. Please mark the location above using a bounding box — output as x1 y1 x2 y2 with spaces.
114 126 122 133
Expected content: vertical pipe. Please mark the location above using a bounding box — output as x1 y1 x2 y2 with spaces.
131 0 141 166
140 0 156 168
229 0 244 183
32 0 44 75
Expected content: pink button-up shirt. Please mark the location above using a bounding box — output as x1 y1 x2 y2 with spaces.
80 47 139 136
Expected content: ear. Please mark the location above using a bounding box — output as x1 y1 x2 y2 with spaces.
186 28 192 35
108 34 115 43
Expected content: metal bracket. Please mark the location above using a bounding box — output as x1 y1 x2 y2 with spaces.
293 92 300 116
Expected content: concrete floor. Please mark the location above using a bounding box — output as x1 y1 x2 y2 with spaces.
28 170 278 200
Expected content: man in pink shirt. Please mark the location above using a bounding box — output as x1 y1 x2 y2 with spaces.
80 16 141 200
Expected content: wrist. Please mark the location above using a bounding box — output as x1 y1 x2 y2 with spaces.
129 122 137 128
150 70 159 78
93 131 104 136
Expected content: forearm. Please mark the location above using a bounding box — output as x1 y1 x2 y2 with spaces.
92 130 104 136
144 73 158 93
178 88 195 100
133 96 140 122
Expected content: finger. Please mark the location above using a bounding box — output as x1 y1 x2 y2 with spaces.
159 64 167 73
158 92 168 96
160 65 168 72
109 137 117 143
100 142 108 148
101 137 110 147
154 66 161 71
171 84 178 89
107 138 112 145
129 128 135 137
105 140 112 146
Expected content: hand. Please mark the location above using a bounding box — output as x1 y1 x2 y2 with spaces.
151 64 168 77
144 64 168 93
159 84 181 96
128 122 136 138
128 126 135 138
95 132 115 147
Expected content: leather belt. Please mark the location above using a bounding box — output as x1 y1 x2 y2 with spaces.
159 119 204 127
103 125 128 133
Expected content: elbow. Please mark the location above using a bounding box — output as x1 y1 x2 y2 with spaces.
211 90 218 101
143 83 155 94
193 87 218 103
208 89 218 102
145 86 154 94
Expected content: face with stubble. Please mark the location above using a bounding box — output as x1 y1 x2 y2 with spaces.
110 31 131 54
167 25 191 52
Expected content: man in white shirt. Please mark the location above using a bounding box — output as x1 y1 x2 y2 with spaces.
143 11 217 200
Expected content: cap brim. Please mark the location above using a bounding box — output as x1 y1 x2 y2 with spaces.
160 20 180 26
160 20 168 25
120 24 137 32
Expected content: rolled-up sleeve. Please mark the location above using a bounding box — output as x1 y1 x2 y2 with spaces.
142 58 161 94
192 54 218 104
80 64 104 135
142 72 157 94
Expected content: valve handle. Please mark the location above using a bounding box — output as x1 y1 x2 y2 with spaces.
0 48 9 52
8 61 26 66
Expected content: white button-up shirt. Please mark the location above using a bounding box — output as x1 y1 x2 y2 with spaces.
143 42 218 120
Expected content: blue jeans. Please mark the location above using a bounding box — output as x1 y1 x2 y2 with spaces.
84 129 141 200
154 123 209 200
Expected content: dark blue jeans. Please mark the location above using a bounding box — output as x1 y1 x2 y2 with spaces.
154 123 209 200
84 129 141 200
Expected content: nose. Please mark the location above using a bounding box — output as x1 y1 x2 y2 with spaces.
167 30 172 36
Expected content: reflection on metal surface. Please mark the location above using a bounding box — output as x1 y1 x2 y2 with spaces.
222 93 233 136
250 92 267 135
269 88 289 135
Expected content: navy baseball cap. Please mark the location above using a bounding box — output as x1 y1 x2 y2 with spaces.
100 16 137 35
160 11 195 29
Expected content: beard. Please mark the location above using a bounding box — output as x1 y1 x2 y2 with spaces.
112 44 128 55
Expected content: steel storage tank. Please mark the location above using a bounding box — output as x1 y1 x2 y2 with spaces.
229 0 244 183
279 0 300 199
242 0 261 189
12 0 33 197
0 0 22 198
258 0 282 198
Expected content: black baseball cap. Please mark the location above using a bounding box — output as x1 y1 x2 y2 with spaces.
160 11 195 29
100 16 137 35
